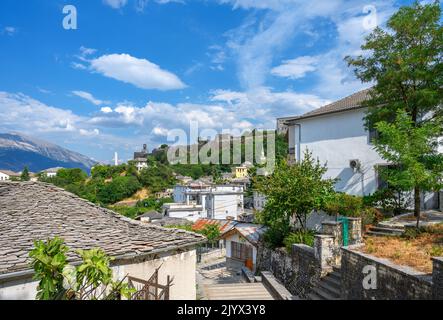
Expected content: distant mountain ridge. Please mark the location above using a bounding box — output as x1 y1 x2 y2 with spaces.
0 132 96 173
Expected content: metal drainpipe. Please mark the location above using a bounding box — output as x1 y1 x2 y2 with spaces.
293 123 301 162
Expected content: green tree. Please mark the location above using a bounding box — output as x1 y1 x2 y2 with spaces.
97 176 141 204
200 224 221 245
254 150 335 247
346 1 443 226
20 166 30 181
373 110 443 226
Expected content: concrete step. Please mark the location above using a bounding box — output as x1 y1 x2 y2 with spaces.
328 271 341 281
323 275 341 288
365 231 399 237
368 226 404 234
307 292 322 300
204 283 274 300
318 281 341 297
311 287 341 300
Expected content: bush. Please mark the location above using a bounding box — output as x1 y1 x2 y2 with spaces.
29 237 134 300
97 176 141 205
363 188 410 215
263 224 291 249
360 207 384 227
323 193 363 217
283 230 315 251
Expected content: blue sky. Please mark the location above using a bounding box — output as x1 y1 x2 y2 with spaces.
0 0 414 163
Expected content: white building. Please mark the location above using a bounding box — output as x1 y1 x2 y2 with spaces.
221 223 266 271
253 191 267 212
134 158 148 171
284 89 441 209
42 167 63 178
168 183 244 221
133 144 149 172
0 170 16 181
162 203 205 222
205 185 244 220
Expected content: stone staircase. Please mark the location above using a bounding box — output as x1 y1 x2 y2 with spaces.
308 267 342 300
203 282 274 300
365 224 404 237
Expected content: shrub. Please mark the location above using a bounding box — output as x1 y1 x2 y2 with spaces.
323 193 363 217
361 207 384 227
29 237 134 300
363 188 411 215
283 230 315 251
263 224 291 249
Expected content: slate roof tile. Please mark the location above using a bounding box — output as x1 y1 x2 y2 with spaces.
0 181 205 275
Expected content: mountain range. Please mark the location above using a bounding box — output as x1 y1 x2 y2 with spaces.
0 132 96 173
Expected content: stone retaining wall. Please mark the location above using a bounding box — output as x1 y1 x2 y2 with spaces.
341 245 443 300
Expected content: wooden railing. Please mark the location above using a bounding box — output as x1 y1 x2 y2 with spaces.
128 265 174 300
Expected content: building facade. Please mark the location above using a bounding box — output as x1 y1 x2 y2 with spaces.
168 183 244 221
284 89 441 209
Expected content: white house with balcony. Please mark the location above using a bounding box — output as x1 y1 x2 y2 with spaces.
282 88 441 210
167 182 244 221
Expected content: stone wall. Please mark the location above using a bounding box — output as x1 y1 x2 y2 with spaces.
341 245 440 300
255 218 362 299
432 257 443 300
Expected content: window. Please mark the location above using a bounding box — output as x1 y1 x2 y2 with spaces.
231 241 253 261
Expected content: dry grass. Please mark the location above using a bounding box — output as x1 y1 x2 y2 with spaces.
360 224 443 273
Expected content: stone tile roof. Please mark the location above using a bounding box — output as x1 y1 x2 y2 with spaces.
0 182 205 276
287 88 372 123
220 223 267 246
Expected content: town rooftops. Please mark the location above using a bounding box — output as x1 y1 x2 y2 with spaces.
0 170 19 176
283 88 372 124
135 210 164 221
221 223 267 246
42 167 63 173
192 218 238 234
0 182 205 276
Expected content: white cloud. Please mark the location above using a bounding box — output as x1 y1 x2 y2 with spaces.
71 62 87 70
271 56 318 79
72 91 107 106
79 46 97 57
103 0 128 9
0 92 141 161
89 54 186 90
79 128 100 136
100 107 113 113
87 87 328 140
1 26 17 36
222 0 397 98
152 126 170 136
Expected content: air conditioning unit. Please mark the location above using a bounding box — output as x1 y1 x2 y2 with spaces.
349 159 362 172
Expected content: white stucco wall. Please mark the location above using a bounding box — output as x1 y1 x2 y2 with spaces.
289 108 385 196
173 185 187 203
168 209 204 222
253 191 267 211
207 194 242 219
0 172 10 181
0 249 197 300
